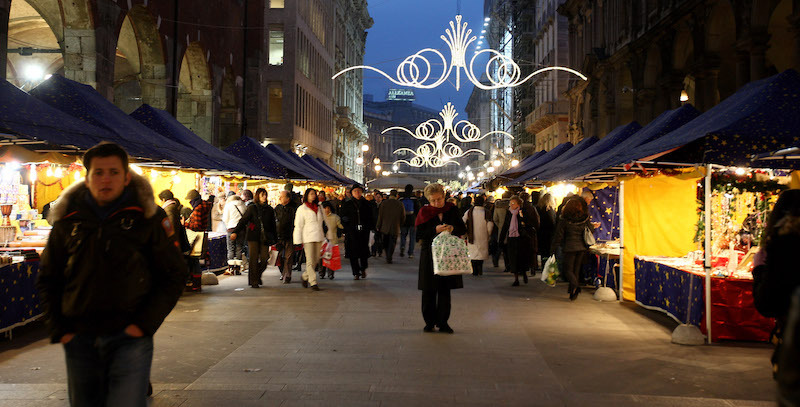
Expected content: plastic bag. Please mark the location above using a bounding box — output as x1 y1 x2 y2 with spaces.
432 231 471 276
320 239 333 260
322 245 342 271
541 255 560 286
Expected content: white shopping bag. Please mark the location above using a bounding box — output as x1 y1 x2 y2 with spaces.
432 231 472 276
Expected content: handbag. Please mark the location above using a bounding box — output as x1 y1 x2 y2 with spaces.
432 231 472 276
584 225 596 246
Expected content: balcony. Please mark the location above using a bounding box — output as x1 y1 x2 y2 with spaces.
525 100 569 135
335 105 367 141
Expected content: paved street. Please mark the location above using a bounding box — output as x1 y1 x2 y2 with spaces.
0 254 777 406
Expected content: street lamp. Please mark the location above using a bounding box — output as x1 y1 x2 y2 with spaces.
356 157 364 165
487 167 495 173
680 90 689 103
362 144 369 152
392 165 398 172
505 147 513 155
373 157 380 164
492 160 501 167
374 164 382 171
511 159 519 167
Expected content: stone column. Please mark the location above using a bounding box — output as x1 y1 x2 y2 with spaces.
734 42 751 89
63 28 97 90
748 29 771 82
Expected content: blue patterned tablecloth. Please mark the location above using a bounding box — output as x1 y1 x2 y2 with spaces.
634 258 704 325
0 261 41 333
204 233 227 271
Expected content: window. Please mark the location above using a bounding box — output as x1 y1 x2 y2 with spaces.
270 0 284 8
268 83 282 123
269 26 284 65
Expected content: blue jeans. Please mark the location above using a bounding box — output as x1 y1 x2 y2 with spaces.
400 225 416 255
226 230 246 261
63 331 153 407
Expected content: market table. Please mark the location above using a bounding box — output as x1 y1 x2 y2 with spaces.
0 260 41 338
203 232 227 272
634 257 774 342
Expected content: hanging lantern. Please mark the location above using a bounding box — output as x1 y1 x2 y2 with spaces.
29 164 37 183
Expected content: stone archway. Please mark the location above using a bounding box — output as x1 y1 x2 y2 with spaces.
766 0 793 73
706 0 737 102
113 5 166 113
6 0 96 88
177 42 213 143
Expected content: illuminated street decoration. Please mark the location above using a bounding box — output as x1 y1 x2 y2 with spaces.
388 102 512 168
333 15 587 91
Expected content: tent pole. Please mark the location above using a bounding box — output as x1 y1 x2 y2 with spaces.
704 164 713 344
619 179 625 302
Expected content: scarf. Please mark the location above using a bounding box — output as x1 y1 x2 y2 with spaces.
305 202 318 213
415 202 455 226
508 208 520 238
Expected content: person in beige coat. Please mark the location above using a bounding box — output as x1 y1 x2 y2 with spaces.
376 190 406 263
293 188 325 291
320 201 343 279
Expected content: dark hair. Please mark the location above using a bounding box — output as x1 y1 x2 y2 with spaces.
242 189 254 201
158 190 174 201
303 188 318 204
389 189 398 197
321 201 334 211
83 142 129 173
762 189 800 247
473 195 485 206
502 191 513 199
519 192 530 202
405 184 414 193
562 198 586 218
255 188 267 203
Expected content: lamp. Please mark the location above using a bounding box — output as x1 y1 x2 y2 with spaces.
362 145 369 152
680 90 689 103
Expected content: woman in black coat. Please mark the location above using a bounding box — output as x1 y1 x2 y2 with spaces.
340 184 374 279
230 188 277 288
552 197 594 300
537 193 558 260
416 183 467 334
499 196 537 286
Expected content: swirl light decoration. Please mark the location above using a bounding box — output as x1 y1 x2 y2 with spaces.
388 102 512 168
332 15 587 91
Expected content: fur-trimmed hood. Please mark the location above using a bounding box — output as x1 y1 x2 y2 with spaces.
47 172 158 224
226 194 243 204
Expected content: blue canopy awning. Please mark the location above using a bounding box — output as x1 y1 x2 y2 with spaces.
262 144 332 181
630 69 800 167
29 75 211 169
499 150 547 177
299 154 355 185
224 136 293 178
504 142 574 185
513 136 600 183
568 104 701 177
0 79 115 150
536 121 643 181
315 157 357 185
129 104 271 177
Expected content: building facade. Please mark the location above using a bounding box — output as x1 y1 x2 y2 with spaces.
558 0 800 141
0 0 370 173
526 0 572 152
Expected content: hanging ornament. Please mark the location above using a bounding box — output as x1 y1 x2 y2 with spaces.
333 15 586 91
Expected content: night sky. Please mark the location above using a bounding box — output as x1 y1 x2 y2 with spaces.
362 0 487 120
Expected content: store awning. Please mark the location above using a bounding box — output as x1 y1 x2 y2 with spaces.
224 136 294 178
498 150 547 178
299 154 355 185
626 69 800 167
0 79 114 151
556 104 701 180
315 158 357 185
29 75 211 169
130 104 271 177
513 136 600 182
503 141 574 185
535 121 643 182
262 144 333 182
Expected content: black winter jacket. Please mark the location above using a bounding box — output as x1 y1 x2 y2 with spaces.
233 202 278 245
552 212 593 252
36 174 187 343
275 201 298 242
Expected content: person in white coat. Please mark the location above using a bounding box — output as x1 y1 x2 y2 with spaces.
222 191 247 274
293 188 326 291
463 195 493 276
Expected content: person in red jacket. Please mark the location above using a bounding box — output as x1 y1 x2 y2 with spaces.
184 189 212 231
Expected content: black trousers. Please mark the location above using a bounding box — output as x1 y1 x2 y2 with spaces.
471 260 483 275
421 286 451 327
563 250 585 293
350 255 369 276
383 234 397 261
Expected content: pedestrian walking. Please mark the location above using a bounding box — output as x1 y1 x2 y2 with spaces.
499 196 536 286
399 184 420 259
492 191 513 270
752 189 800 403
293 188 325 291
416 183 466 334
158 189 191 257
230 188 277 288
463 195 493 276
537 193 557 262
222 191 247 275
370 192 384 257
552 197 594 300
211 187 226 233
340 184 374 280
184 189 212 232
321 201 343 279
519 192 541 272
274 190 298 283
376 189 406 263
37 142 186 407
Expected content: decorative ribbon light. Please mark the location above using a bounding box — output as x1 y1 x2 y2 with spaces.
388 102 512 168
333 15 587 90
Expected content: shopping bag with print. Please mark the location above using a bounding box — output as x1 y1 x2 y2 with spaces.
541 254 560 286
431 231 472 276
323 245 342 271
320 239 333 260
268 245 279 267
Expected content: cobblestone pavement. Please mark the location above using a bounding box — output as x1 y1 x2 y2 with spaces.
0 253 777 406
